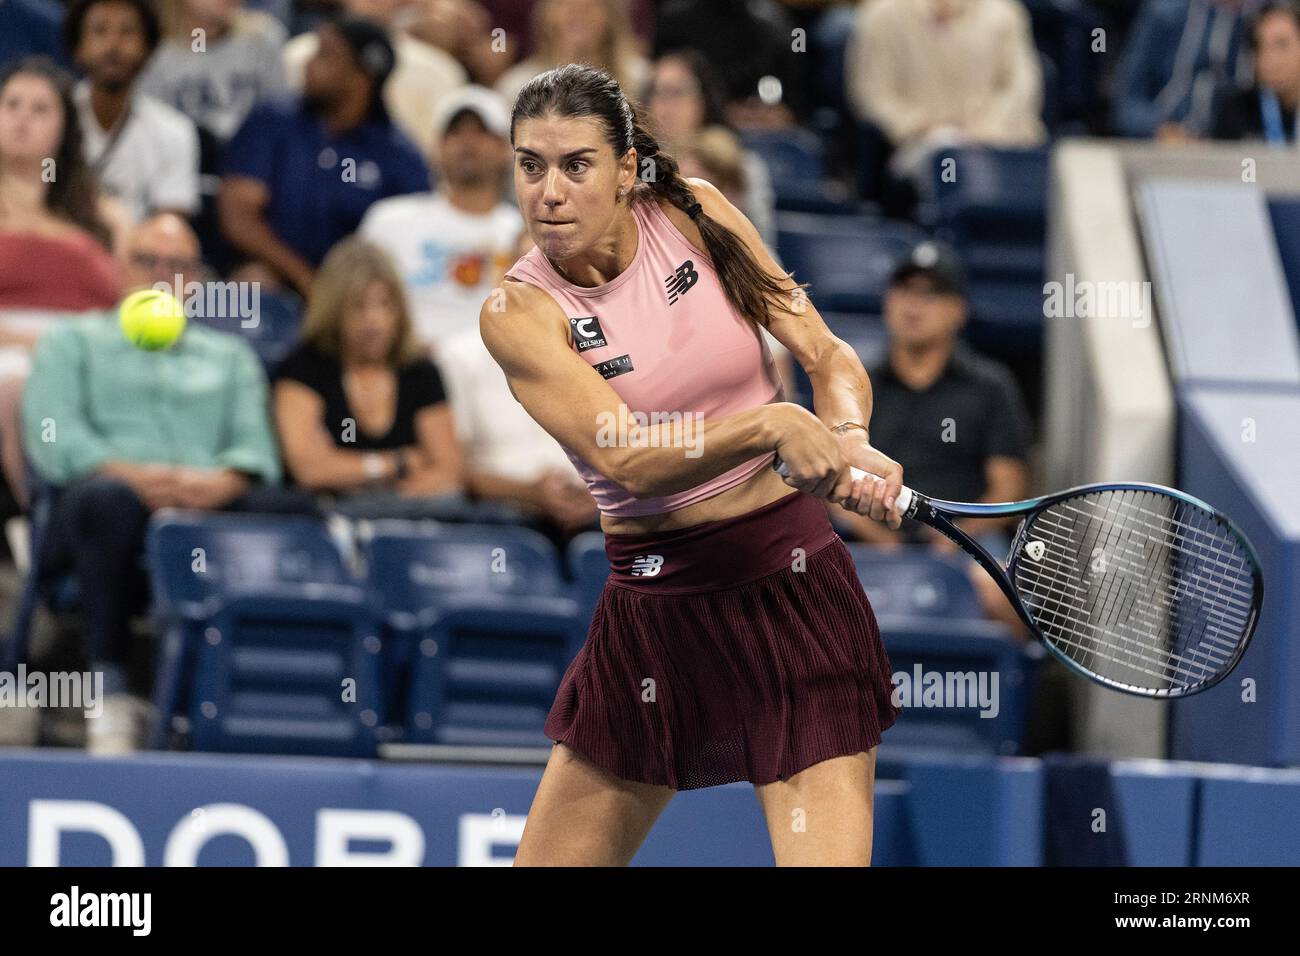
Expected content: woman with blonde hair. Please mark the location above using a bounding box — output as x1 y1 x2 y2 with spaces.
494 0 649 107
272 237 465 517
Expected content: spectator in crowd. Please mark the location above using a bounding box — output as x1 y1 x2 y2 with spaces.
645 50 775 248
283 0 466 157
64 0 201 222
139 0 287 144
674 128 748 224
0 57 126 513
467 0 655 65
1 0 70 69
0 57 122 323
847 0 1046 188
1212 0 1300 141
653 0 806 126
435 320 599 541
219 15 429 297
359 85 520 351
272 237 466 518
404 0 521 89
4 209 208 508
21 210 315 754
836 240 1033 634
494 0 650 109
1113 0 1260 140
138 0 289 268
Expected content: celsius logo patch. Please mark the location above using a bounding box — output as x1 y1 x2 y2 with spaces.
664 260 699 305
570 315 607 351
631 554 665 576
593 354 634 380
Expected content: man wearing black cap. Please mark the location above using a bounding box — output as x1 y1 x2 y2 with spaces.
218 15 430 296
837 239 1032 564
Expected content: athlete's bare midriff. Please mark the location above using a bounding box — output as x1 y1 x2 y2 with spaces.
599 461 799 535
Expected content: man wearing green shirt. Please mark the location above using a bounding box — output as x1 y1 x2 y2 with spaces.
20 212 316 752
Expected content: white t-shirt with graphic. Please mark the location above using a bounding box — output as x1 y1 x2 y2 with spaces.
436 324 580 484
360 191 523 349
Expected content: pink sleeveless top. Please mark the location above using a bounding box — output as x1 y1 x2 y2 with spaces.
503 198 782 517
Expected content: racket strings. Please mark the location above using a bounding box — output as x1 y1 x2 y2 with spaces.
1024 493 1250 685
1030 493 1249 680
1012 488 1256 693
1034 506 1250 650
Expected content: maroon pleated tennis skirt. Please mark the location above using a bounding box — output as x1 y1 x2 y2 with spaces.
544 489 901 790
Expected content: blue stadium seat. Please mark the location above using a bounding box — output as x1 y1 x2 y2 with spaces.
847 543 1042 754
364 521 566 611
404 594 586 746
776 213 928 314
924 147 1050 347
364 521 570 742
739 127 826 201
566 530 609 627
848 544 986 619
809 4 857 118
774 184 877 216
146 512 381 756
927 146 1049 244
878 618 1041 755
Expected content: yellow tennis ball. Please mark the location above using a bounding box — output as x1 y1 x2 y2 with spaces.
118 288 187 351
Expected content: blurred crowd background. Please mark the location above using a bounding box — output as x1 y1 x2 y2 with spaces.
0 0 1292 755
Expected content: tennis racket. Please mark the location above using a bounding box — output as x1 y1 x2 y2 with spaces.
773 457 1263 698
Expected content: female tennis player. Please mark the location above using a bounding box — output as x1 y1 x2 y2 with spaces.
483 64 905 866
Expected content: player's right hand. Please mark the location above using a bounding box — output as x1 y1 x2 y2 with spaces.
769 404 857 504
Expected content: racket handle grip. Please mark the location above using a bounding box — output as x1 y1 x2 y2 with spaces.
773 456 913 514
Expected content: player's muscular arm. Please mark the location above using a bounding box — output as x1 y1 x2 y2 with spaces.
687 179 873 434
481 281 799 499
686 179 903 521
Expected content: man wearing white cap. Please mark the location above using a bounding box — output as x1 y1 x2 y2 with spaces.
359 84 522 349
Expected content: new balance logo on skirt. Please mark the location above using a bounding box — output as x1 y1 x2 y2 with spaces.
631 555 665 576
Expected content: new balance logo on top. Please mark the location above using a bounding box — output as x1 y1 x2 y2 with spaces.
630 555 665 576
664 260 699 305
